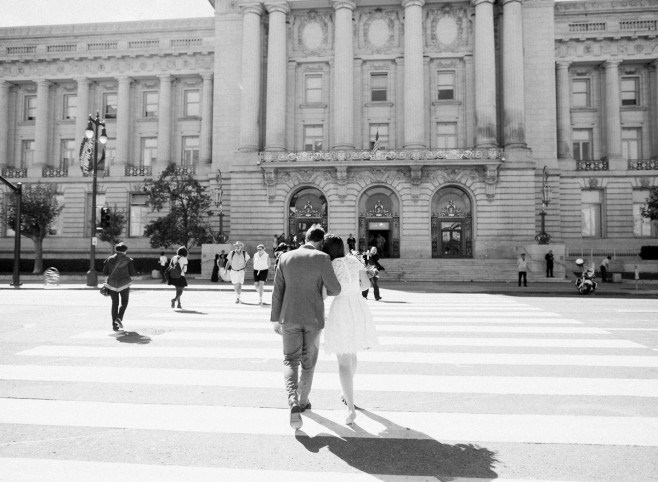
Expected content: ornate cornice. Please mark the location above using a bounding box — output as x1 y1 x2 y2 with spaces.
555 0 657 12
265 2 290 15
332 0 356 11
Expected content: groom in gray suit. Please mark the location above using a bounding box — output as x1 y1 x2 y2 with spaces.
270 224 341 429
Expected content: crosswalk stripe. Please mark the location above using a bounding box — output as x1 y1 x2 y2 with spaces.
73 331 644 348
0 458 580 482
1 398 657 446
17 345 658 367
3 365 658 397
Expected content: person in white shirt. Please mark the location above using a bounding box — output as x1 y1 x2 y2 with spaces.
227 241 251 304
158 251 168 283
517 253 528 287
253 244 270 306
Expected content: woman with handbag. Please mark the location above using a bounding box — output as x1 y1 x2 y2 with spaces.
167 246 188 309
102 242 136 332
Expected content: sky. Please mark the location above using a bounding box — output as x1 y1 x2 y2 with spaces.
0 0 216 28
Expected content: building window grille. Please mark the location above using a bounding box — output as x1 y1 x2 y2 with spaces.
184 90 200 117
140 137 157 167
182 136 200 166
572 79 591 107
24 95 37 121
60 139 76 170
21 140 35 168
130 194 148 237
621 77 639 106
436 122 457 149
437 72 455 100
103 93 118 119
370 73 388 102
581 190 603 238
143 91 158 117
305 75 322 103
303 125 323 152
573 129 592 161
63 94 77 120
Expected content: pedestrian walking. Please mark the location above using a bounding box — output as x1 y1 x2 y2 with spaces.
545 250 554 278
211 253 220 282
253 244 270 306
227 241 250 303
346 233 356 252
322 234 378 425
168 246 188 309
270 224 341 430
362 247 384 300
272 234 279 256
218 250 230 282
600 256 611 283
102 242 137 332
158 251 168 283
518 253 528 287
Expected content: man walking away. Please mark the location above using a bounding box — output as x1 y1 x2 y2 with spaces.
518 253 528 287
600 256 611 282
227 241 250 303
270 224 341 430
545 250 554 278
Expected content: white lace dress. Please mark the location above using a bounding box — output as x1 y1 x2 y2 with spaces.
324 255 379 355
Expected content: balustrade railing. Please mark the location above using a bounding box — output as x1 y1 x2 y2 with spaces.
128 40 159 49
1 168 27 178
170 39 202 48
42 167 68 177
620 20 657 31
47 44 76 53
569 22 606 32
260 148 503 163
576 159 609 171
82 168 109 177
125 166 152 177
7 46 37 55
566 248 639 260
87 42 118 51
173 166 197 175
628 158 658 170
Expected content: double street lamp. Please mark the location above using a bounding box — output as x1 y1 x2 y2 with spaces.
85 112 108 287
535 166 552 245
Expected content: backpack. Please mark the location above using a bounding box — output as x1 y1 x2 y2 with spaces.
165 256 182 279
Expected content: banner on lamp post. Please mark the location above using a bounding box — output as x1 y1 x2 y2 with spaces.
79 137 94 174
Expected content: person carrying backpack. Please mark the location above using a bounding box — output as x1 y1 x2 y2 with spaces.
167 246 188 309
227 241 250 303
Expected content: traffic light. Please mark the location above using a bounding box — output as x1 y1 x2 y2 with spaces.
100 207 111 229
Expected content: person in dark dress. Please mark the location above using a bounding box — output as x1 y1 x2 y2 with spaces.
211 253 220 282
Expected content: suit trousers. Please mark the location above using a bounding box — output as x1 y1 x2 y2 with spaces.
282 323 321 407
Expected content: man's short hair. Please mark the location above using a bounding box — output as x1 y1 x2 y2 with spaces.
305 224 325 243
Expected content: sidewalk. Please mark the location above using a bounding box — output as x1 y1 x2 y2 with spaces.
1 275 656 297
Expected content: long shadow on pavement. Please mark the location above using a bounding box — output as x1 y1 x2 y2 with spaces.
296 408 498 480
113 331 152 344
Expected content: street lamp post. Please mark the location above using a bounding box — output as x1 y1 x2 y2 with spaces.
535 165 552 244
214 170 227 243
85 113 107 287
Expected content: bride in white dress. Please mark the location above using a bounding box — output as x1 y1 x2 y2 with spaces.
322 234 378 424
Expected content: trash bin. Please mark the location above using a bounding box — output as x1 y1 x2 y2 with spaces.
152 269 161 279
612 273 622 283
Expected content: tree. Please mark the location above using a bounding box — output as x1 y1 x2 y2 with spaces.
97 205 127 253
141 163 214 250
7 182 63 274
641 187 658 221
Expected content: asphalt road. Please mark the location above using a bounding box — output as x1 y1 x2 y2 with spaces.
1 285 657 481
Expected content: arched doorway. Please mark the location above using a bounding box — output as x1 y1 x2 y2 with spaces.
288 187 327 244
431 186 473 258
358 187 400 258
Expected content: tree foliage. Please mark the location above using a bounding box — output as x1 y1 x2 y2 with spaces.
97 205 127 252
7 182 64 274
141 164 214 250
641 188 658 221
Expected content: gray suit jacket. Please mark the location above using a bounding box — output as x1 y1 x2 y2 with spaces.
270 244 341 328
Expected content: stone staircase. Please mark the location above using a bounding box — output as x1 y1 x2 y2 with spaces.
378 258 529 283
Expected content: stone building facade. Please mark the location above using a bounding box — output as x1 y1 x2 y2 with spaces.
0 0 656 265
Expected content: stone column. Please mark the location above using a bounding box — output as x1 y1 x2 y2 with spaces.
332 0 356 150
70 77 90 177
0 81 9 169
200 72 213 168
555 61 573 160
464 55 475 147
115 76 132 173
473 0 497 148
264 2 289 152
603 60 623 169
402 0 425 149
653 60 658 157
502 0 526 148
238 3 263 152
155 74 173 175
33 79 51 171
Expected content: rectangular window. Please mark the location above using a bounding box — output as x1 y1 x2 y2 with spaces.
141 137 157 167
104 138 116 167
436 122 457 149
572 79 590 107
182 136 200 166
303 125 323 152
581 190 603 238
573 129 592 161
622 128 641 160
633 190 654 237
86 193 106 236
130 193 148 237
63 94 77 120
24 95 37 121
21 140 35 169
143 91 158 117
369 124 389 150
621 77 639 106
370 73 388 102
184 90 200 117
103 93 118 119
60 139 76 170
305 75 322 103
49 194 65 236
437 72 455 100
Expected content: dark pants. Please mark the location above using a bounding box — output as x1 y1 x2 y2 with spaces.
600 266 607 282
518 272 527 287
109 288 130 322
159 266 166 282
546 263 553 277
362 277 381 300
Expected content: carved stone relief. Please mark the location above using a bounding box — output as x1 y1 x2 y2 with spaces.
425 5 470 53
290 10 333 57
356 8 401 55
349 168 406 185
556 38 657 60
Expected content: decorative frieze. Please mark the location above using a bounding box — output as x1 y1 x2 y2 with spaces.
289 10 333 57
556 0 655 12
356 8 402 55
260 148 503 163
425 5 470 53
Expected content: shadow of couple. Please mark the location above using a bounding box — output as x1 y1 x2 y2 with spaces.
295 408 498 481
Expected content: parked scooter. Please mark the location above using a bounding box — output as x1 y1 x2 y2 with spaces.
575 259 597 295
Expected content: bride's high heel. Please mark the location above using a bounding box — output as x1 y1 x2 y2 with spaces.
345 409 356 425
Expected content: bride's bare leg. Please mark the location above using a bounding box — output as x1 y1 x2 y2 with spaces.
337 353 357 424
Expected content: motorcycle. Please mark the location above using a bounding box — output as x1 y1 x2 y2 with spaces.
575 259 597 295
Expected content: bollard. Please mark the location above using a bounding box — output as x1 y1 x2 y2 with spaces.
44 267 60 287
